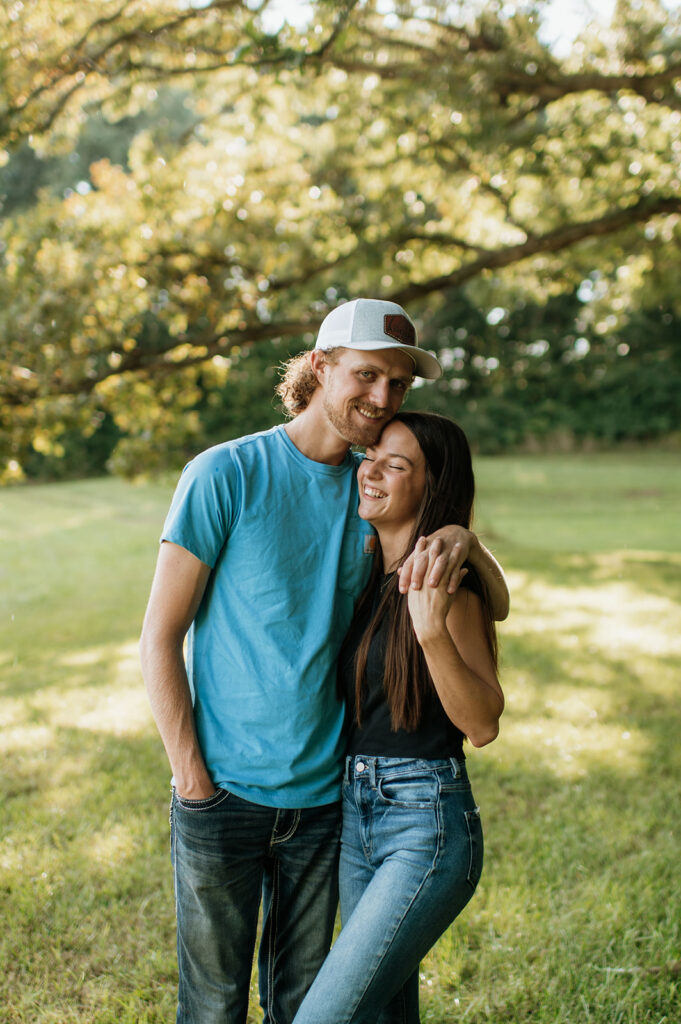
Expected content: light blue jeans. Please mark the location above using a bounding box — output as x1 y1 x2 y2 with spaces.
170 787 341 1024
292 755 483 1024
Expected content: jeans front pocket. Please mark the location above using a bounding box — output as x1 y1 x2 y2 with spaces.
378 772 439 808
174 787 231 812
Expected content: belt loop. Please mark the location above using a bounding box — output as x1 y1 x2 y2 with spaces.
449 756 460 779
369 758 377 787
343 757 350 784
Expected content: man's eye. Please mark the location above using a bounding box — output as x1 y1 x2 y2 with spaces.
392 381 408 391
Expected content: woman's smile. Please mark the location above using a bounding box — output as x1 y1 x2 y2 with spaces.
362 484 387 499
357 420 426 531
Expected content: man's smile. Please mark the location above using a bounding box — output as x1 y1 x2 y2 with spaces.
354 403 385 421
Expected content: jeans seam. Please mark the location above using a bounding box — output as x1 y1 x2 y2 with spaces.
270 808 301 846
266 857 280 1024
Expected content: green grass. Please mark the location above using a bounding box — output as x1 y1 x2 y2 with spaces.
1 452 679 1023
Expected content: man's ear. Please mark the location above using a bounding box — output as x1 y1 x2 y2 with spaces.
310 349 328 384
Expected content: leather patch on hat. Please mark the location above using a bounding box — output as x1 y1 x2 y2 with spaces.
384 314 415 346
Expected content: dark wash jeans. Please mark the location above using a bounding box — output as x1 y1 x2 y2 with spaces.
170 787 341 1024
292 756 483 1024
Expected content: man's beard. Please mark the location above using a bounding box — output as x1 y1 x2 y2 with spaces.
322 395 386 447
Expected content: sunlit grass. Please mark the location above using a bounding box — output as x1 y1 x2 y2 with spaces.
1 453 680 1022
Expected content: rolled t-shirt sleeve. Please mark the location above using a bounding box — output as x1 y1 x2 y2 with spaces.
161 448 237 568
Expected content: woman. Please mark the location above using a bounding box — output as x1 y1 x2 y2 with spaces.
293 411 504 1024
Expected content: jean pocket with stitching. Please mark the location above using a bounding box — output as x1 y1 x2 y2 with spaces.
378 772 439 808
174 787 231 812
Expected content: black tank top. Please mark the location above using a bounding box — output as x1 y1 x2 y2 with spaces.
340 572 465 759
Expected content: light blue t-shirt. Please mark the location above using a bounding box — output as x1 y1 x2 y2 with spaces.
162 425 374 808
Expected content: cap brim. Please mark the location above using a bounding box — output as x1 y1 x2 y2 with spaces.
345 339 442 380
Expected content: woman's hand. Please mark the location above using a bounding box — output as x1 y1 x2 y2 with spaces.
407 546 467 645
398 526 510 622
398 528 473 595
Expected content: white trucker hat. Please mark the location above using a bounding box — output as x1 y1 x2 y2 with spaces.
314 298 442 380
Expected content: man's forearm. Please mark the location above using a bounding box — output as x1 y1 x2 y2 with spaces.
140 636 214 798
468 539 510 621
399 528 510 620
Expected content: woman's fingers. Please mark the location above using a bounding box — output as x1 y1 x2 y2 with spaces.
399 536 436 593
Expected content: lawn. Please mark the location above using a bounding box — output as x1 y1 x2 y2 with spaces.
0 451 679 1023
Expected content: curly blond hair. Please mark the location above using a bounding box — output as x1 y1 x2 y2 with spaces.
275 348 340 417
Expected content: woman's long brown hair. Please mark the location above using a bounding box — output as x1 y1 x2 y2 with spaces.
352 411 498 732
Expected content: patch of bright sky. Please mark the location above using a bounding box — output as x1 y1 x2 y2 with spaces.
259 0 680 56
259 0 599 46
537 0 616 56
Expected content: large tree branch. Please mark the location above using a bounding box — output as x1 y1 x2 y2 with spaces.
5 6 680 152
8 0 245 120
322 41 681 111
495 63 681 110
389 194 681 304
1 318 313 405
5 194 678 407
2 0 360 150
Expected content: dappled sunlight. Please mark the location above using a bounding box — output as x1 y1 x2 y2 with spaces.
44 682 152 738
499 714 648 780
59 648 105 667
1 640 152 759
0 721 53 754
86 823 136 868
0 843 27 875
51 639 151 735
504 569 681 660
56 638 142 677
47 640 153 735
492 555 679 781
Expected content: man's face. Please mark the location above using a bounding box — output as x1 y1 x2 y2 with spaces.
318 348 415 447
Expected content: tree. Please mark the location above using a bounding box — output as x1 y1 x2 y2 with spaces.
1 0 680 477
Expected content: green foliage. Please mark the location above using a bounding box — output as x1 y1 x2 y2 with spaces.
0 111 153 215
1 453 680 1020
192 338 299 449
19 410 121 480
407 292 681 452
1 0 680 478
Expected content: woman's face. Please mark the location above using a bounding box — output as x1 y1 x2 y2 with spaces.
357 420 427 529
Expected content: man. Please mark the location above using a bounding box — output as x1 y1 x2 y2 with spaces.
140 298 508 1024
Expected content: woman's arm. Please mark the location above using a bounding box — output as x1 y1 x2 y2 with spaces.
407 550 504 747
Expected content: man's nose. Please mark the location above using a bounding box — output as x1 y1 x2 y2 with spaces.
367 378 390 408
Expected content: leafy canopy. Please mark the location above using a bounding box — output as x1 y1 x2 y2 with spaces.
1 0 680 477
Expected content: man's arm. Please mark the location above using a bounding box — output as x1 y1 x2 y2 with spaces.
139 540 215 799
398 529 510 621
